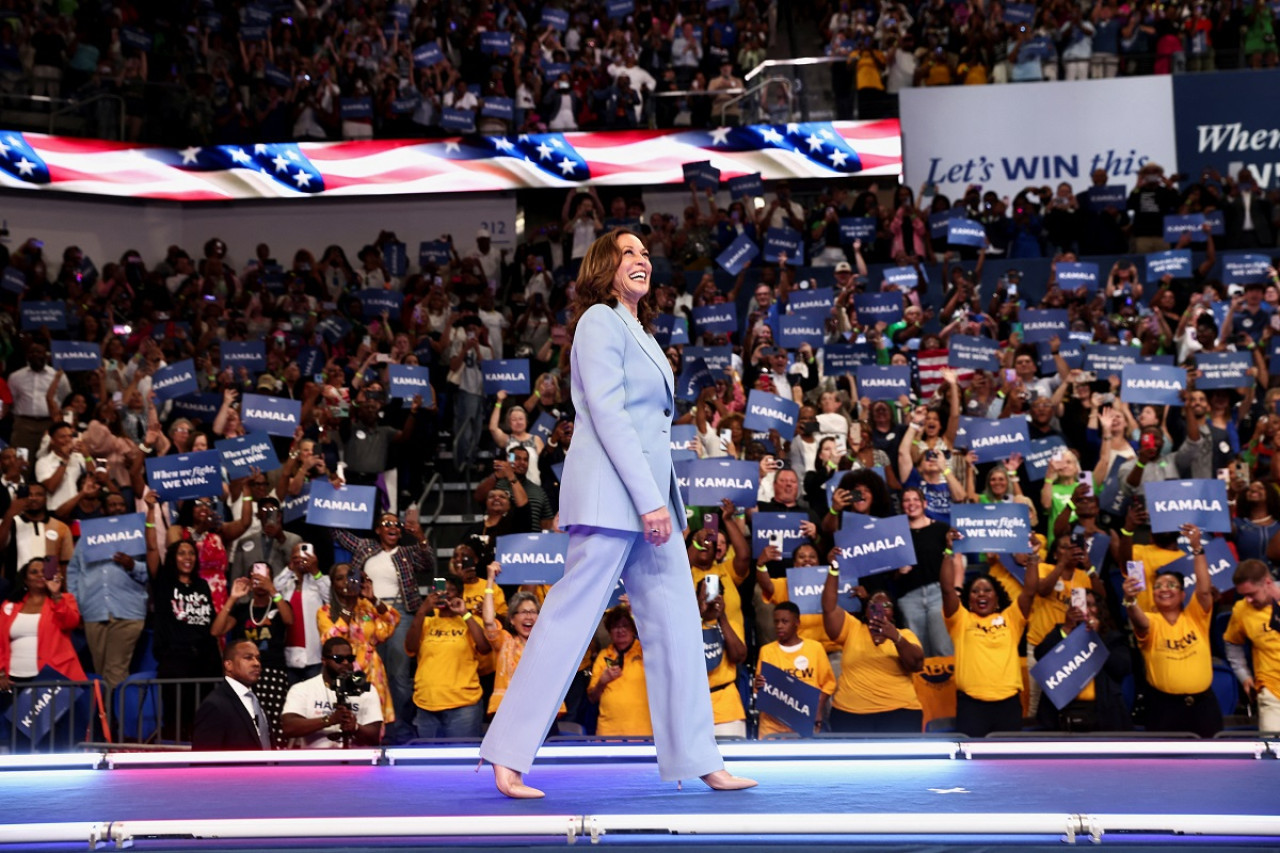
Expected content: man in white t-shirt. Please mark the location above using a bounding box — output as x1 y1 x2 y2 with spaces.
281 637 383 748
35 423 87 515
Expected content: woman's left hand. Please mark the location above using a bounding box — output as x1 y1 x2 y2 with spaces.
641 506 673 547
46 573 62 597
446 596 468 616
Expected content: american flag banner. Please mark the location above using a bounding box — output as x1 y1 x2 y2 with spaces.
0 120 900 202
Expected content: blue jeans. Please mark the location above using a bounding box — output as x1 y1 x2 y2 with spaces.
452 390 485 468
414 700 484 740
897 582 953 658
377 607 416 744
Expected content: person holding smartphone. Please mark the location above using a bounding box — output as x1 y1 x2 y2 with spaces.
405 573 492 740
587 607 652 736
210 569 294 747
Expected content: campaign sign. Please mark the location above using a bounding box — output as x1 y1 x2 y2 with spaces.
778 309 827 349
833 514 917 574
541 8 569 30
1120 363 1187 406
883 266 918 290
1097 455 1129 520
756 661 823 736
785 563 861 614
221 340 266 373
728 172 764 199
50 341 100 372
683 160 721 191
217 431 281 480
146 450 223 500
929 208 958 240
1088 185 1126 212
947 218 987 248
482 359 531 395
752 512 809 559
1087 531 1111 575
169 392 222 424
317 314 351 344
296 347 324 378
677 358 717 402
419 240 451 267
1145 249 1193 283
381 241 408 277
757 655 819 732
948 334 999 371
606 0 635 18
856 365 912 401
358 289 403 321
241 394 302 437
693 304 738 336
494 532 570 585
532 411 557 445
479 31 512 55
840 217 878 243
79 513 148 562
281 482 310 524
670 424 699 462
1160 535 1236 582
653 313 689 348
1205 209 1225 235
1055 262 1100 293
789 288 834 314
1020 308 1069 344
1195 351 1252 390
744 390 799 434
1031 628 1109 710
854 291 903 325
683 345 733 373
3 666 81 745
1026 435 1067 482
19 302 66 331
388 363 434 400
763 228 804 265
1164 213 1207 244
686 458 759 507
1221 252 1273 286
1004 2 1036 22
823 343 878 374
152 359 199 402
1084 343 1141 380
1037 339 1085 373
2 266 26 293
956 416 1031 464
481 96 514 120
440 108 476 133
715 232 759 275
951 502 1032 554
1145 479 1231 534
340 97 373 120
306 480 377 530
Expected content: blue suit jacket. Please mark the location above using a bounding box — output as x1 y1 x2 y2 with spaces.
558 302 687 532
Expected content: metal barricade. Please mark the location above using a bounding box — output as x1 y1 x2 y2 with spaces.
112 676 222 746
2 678 97 754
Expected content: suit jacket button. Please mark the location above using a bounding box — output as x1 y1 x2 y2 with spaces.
663 408 671 417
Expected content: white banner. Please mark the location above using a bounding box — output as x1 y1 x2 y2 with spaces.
900 77 1177 201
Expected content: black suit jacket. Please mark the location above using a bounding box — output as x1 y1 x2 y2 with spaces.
1225 194 1275 247
192 679 266 750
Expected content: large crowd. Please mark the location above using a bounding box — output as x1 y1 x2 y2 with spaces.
2 160 1280 748
0 0 778 144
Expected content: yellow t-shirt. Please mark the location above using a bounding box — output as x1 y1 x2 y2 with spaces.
1138 594 1213 695
945 603 1028 701
832 612 923 715
756 638 836 736
1129 544 1183 613
853 50 886 91
1027 561 1094 646
703 619 745 725
1224 599 1280 694
409 614 483 712
692 563 744 644
589 641 652 736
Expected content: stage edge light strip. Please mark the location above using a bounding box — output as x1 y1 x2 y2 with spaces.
0 753 102 770
106 749 383 768
1093 814 1280 837
587 813 1078 837
385 740 957 764
94 816 580 845
962 740 1268 759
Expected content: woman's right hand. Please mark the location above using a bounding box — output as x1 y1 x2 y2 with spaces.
641 506 673 547
487 561 502 583
831 488 852 512
1122 574 1143 599
230 576 252 600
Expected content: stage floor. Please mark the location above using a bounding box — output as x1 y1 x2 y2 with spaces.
1 740 1279 851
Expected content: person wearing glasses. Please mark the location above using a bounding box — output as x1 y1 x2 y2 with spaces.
1122 523 1221 737
481 562 563 720
317 562 399 732
281 636 383 748
331 509 433 744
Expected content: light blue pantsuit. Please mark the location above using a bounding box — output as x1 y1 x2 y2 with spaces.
479 302 723 782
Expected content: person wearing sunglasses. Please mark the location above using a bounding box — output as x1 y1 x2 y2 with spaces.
281 636 383 748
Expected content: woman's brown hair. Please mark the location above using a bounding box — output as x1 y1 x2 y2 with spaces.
566 228 655 338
